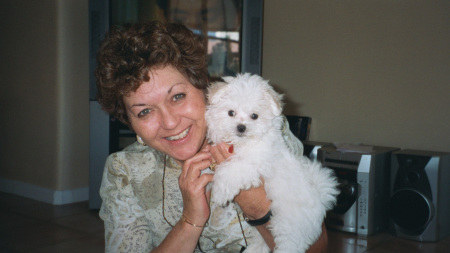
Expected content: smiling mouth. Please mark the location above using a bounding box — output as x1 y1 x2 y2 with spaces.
165 127 190 141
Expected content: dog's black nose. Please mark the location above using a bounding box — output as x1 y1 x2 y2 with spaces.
237 124 246 133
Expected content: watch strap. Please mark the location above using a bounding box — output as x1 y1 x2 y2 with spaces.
244 210 272 226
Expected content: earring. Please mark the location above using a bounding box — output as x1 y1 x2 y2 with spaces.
137 135 146 146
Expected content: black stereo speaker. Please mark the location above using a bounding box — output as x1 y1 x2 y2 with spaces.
389 149 450 242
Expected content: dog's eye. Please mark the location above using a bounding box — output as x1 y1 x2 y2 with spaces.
251 113 259 120
228 110 236 117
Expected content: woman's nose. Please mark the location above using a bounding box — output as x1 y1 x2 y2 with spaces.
160 108 179 129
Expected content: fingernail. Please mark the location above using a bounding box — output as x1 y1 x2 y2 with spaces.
228 144 234 154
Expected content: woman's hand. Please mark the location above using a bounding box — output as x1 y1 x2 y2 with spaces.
178 146 215 227
153 147 214 252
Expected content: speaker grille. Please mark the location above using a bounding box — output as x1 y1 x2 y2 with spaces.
389 189 433 235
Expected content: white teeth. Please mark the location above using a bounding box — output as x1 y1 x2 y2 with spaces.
166 127 190 141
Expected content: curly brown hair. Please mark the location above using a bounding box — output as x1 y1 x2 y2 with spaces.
95 21 209 125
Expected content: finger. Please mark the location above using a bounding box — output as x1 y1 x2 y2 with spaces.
182 154 215 184
201 144 211 152
200 174 214 203
179 170 214 198
185 159 213 180
211 142 232 163
218 143 233 159
211 143 233 164
181 151 211 179
200 173 214 188
210 146 225 164
205 183 212 203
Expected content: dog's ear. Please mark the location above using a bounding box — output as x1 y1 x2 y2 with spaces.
264 84 284 116
207 81 229 104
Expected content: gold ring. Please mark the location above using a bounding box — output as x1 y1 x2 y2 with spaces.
210 162 217 171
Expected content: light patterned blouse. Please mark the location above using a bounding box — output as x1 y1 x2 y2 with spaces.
99 116 303 252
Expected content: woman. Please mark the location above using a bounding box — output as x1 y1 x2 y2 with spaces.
95 21 328 252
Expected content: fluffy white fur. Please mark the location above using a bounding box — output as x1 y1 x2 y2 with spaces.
205 73 339 253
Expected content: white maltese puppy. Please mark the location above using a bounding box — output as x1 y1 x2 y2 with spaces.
205 73 339 253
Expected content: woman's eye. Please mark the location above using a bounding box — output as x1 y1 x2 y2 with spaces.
138 108 151 117
251 113 258 120
228 110 236 117
173 93 185 101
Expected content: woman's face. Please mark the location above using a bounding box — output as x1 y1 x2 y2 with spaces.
123 65 207 163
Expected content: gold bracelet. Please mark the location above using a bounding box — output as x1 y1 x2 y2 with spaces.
181 214 209 228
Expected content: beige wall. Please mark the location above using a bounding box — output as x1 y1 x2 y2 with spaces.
0 0 89 195
0 0 448 202
56 0 90 190
263 1 450 152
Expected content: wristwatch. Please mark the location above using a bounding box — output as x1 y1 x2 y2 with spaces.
244 210 272 226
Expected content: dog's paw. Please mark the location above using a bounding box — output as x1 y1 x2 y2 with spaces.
211 195 230 207
211 189 233 206
211 181 240 206
211 192 234 207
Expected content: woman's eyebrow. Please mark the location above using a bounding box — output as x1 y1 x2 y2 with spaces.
129 103 146 109
167 83 185 94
